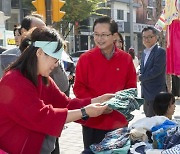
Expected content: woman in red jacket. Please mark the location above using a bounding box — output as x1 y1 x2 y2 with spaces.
0 27 111 154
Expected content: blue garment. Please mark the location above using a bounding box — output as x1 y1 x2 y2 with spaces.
151 120 177 132
90 128 130 153
129 141 146 154
151 120 177 149
91 140 131 154
164 126 180 149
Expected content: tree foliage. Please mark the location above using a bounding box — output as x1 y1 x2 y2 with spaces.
55 0 107 37
63 0 105 24
21 0 106 24
21 0 107 36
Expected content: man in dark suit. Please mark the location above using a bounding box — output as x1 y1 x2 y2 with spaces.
139 26 167 117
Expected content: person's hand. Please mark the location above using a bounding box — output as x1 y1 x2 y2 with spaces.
68 75 73 80
85 103 108 117
103 106 113 114
91 93 115 104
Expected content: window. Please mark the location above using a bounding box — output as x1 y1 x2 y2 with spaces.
147 6 153 20
127 13 130 21
117 10 124 20
11 0 19 8
148 0 153 7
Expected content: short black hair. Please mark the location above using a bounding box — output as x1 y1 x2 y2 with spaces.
93 16 118 34
21 14 44 31
21 16 33 31
153 92 175 116
142 26 157 35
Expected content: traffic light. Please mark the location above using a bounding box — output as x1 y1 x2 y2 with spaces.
32 0 46 20
52 0 66 22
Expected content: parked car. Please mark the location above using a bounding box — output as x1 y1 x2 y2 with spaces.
0 46 7 54
70 50 87 66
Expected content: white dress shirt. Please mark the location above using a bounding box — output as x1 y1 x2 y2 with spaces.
143 44 156 66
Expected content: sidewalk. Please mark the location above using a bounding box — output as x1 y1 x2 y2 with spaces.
59 85 180 154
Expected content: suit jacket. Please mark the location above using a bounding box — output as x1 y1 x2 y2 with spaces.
139 44 167 101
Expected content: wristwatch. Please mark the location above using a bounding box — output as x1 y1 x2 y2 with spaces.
81 108 89 120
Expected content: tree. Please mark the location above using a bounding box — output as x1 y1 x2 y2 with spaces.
21 0 107 37
56 0 107 37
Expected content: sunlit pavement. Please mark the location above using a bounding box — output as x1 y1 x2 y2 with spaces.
59 83 180 154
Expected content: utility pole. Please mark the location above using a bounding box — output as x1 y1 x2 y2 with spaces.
45 0 51 25
129 0 134 48
19 0 23 21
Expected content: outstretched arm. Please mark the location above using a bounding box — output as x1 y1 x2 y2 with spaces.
65 103 108 123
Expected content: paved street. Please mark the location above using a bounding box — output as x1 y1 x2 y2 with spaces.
59 84 180 154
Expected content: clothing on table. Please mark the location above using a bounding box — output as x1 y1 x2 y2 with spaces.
162 144 180 154
151 120 177 149
129 116 168 131
0 70 90 154
82 126 114 150
73 46 137 130
163 126 180 149
90 140 131 154
129 128 148 142
129 141 147 154
90 127 130 153
104 88 144 121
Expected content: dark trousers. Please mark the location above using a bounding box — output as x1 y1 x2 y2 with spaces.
82 126 113 149
172 75 180 97
51 138 59 154
143 100 155 117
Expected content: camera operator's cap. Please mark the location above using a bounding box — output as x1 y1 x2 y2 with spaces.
33 41 64 60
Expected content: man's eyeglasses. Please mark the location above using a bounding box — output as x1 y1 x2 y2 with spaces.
142 35 155 40
93 33 112 39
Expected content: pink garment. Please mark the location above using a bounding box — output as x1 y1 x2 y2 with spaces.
0 149 7 154
166 20 180 75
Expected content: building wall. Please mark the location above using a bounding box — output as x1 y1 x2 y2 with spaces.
110 1 138 53
112 2 137 22
135 0 156 25
6 9 20 30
